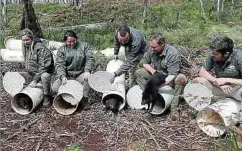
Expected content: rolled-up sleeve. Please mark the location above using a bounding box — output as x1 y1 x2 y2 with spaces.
33 48 53 82
84 44 94 72
55 47 66 78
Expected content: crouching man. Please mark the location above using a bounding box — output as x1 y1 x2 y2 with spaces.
21 29 54 106
135 33 187 111
51 30 94 110
193 35 242 102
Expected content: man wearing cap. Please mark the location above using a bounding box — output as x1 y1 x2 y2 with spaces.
193 35 242 101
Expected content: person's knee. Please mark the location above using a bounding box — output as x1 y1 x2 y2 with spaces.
192 77 207 84
134 68 145 77
41 72 51 81
175 74 187 86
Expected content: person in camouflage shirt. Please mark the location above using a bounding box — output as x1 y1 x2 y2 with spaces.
51 30 94 109
21 29 54 106
110 25 150 88
193 35 242 101
135 33 187 110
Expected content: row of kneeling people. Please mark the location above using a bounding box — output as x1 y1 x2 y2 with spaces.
16 25 242 113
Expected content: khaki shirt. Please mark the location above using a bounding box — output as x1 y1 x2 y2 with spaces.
142 44 181 76
23 41 54 82
55 41 94 79
114 27 148 75
203 49 242 78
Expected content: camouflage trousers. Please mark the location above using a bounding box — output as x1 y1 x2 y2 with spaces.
193 77 242 102
51 73 91 98
19 72 51 95
134 68 187 106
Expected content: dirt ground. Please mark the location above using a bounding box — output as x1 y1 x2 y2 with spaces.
0 47 229 151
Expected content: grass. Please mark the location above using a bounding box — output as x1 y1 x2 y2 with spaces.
66 144 84 151
1 0 242 50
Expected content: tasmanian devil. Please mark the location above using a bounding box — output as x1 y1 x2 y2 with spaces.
18 96 32 111
105 95 123 115
141 71 166 112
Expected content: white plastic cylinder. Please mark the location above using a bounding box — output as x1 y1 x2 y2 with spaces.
4 37 22 51
3 72 33 97
101 59 126 110
127 85 174 115
53 80 83 115
11 86 43 115
150 85 174 115
184 83 213 111
197 98 242 137
0 49 24 62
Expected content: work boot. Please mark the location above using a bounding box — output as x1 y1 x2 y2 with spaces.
82 97 91 111
43 95 51 107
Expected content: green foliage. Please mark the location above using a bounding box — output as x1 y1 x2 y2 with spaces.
1 0 242 50
66 144 84 151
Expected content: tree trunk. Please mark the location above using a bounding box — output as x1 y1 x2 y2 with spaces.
20 0 44 38
1 0 7 26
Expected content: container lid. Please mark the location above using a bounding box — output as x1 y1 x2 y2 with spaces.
184 83 212 111
88 71 113 93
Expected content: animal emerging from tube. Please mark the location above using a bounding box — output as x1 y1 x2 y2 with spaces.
18 95 33 111
104 94 123 115
142 71 166 112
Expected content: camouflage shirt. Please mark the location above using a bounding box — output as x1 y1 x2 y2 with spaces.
55 41 94 79
114 27 148 76
142 44 181 76
23 41 54 82
203 49 242 78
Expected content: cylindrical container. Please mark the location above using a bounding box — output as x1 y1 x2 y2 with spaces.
4 37 22 51
53 80 83 115
12 87 43 115
101 59 126 110
3 72 33 97
127 85 174 115
0 49 24 62
184 83 213 111
197 98 242 137
41 39 64 50
150 85 174 115
100 46 125 58
88 71 113 93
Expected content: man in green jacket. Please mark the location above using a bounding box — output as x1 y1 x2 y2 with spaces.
110 25 150 88
52 30 94 109
21 29 54 106
193 35 242 101
135 33 187 110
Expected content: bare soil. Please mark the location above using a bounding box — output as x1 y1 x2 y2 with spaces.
0 47 224 151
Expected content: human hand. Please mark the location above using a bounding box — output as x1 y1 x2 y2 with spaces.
220 85 232 94
114 55 118 60
29 81 37 87
84 72 90 81
61 75 67 85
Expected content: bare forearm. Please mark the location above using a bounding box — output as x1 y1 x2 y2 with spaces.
143 64 156 74
199 67 216 82
226 78 242 86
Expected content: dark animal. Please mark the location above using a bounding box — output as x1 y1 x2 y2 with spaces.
105 95 123 115
18 96 32 111
142 71 166 112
